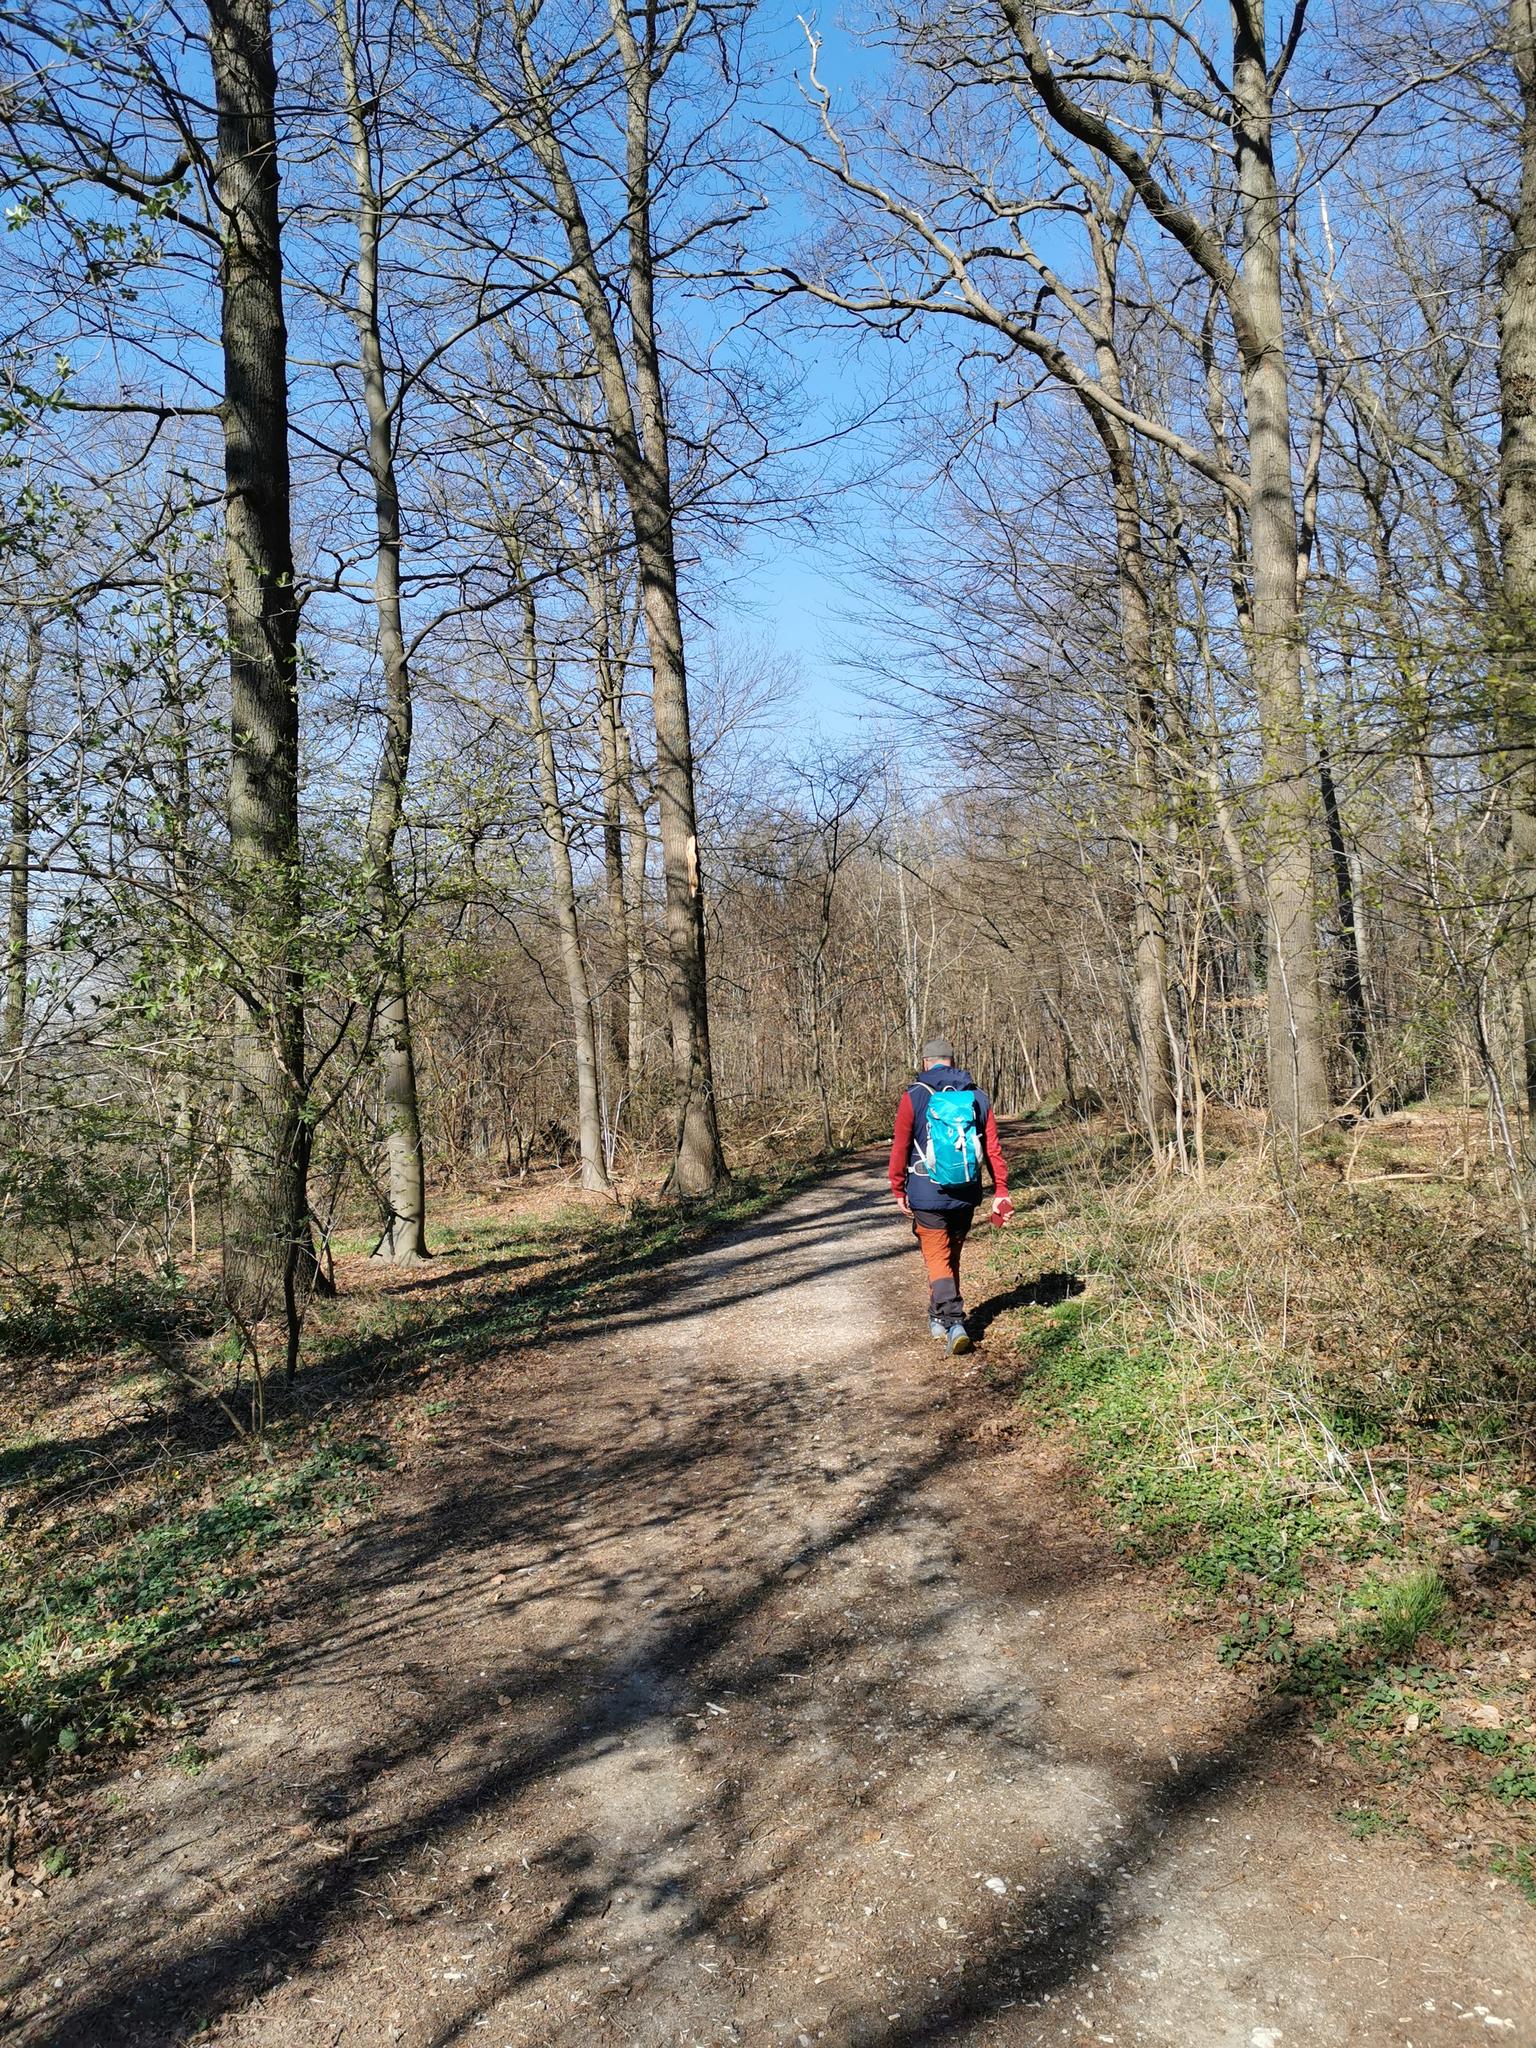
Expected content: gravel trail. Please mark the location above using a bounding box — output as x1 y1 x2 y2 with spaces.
8 1158 1532 2047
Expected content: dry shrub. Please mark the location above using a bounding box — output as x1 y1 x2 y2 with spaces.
1026 1107 1536 1462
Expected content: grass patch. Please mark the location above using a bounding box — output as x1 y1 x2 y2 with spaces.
0 1432 388 1778
1007 1301 1347 1597
1494 1848 1536 1904
1358 1567 1448 1654
1491 1760 1536 1806
1340 1801 1405 1840
982 1106 1536 1894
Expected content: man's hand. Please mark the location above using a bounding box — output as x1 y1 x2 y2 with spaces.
990 1194 1015 1227
895 1191 912 1217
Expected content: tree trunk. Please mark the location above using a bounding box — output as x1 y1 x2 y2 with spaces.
208 0 314 1327
1078 203 1178 1145
583 516 636 1096
3 617 37 1082
157 546 202 1246
1231 0 1331 1143
630 477 724 1192
335 0 429 1260
613 32 726 1191
1295 338 1373 1116
516 577 612 1194
1094 400 1177 1145
596 642 630 1083
811 870 837 1152
433 4 728 1190
617 715 649 1082
1317 737 1370 1102
1500 0 1536 1115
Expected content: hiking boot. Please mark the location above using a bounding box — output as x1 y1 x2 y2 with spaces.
946 1321 972 1356
929 1313 949 1340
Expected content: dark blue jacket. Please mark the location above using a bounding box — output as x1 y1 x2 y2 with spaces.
894 1064 993 1215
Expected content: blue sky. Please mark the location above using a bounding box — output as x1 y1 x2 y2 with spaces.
5 0 965 761
700 0 927 745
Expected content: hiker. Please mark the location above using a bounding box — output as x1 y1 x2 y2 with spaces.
889 1038 1013 1355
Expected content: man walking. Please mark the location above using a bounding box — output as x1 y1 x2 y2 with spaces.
889 1038 1013 1355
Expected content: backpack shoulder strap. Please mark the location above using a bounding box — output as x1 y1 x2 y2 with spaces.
907 1081 933 1171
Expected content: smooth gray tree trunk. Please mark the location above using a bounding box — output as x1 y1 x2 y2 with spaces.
596 633 630 1086
613 29 727 1194
334 0 430 1260
1069 196 1178 1144
516 576 612 1194
616 712 650 1080
1230 0 1330 1143
1088 358 1177 1145
579 496 642 1100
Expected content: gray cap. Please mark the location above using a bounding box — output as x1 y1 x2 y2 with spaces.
921 1037 954 1063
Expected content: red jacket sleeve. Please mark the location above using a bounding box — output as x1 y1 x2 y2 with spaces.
982 1107 1009 1194
889 1090 914 1198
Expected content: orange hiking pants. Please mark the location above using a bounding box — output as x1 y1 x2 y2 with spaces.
911 1207 972 1317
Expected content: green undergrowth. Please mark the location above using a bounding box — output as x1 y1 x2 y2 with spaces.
1 1430 388 1780
992 1294 1413 1600
0 1267 195 1362
1 1158 824 1812
980 1116 1536 1890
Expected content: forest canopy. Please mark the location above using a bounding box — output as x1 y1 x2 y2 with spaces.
2 0 1535 1371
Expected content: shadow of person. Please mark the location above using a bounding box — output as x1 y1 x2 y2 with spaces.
969 1270 1085 1339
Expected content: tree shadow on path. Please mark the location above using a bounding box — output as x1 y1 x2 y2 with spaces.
10 1154 1480 2048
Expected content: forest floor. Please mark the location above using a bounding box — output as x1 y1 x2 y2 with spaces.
3 1136 1536 2046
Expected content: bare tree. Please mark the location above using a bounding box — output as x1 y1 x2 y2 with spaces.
411 0 732 1193
775 38 1181 1146
979 0 1330 1140
1501 0 1536 1116
572 452 649 1104
330 0 430 1259
208 0 317 1341
505 537 612 1194
2 616 39 1079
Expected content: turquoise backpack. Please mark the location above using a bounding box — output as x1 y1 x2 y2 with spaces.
914 1084 982 1190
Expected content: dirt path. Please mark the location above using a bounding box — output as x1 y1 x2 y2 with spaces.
9 1159 1533 2047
